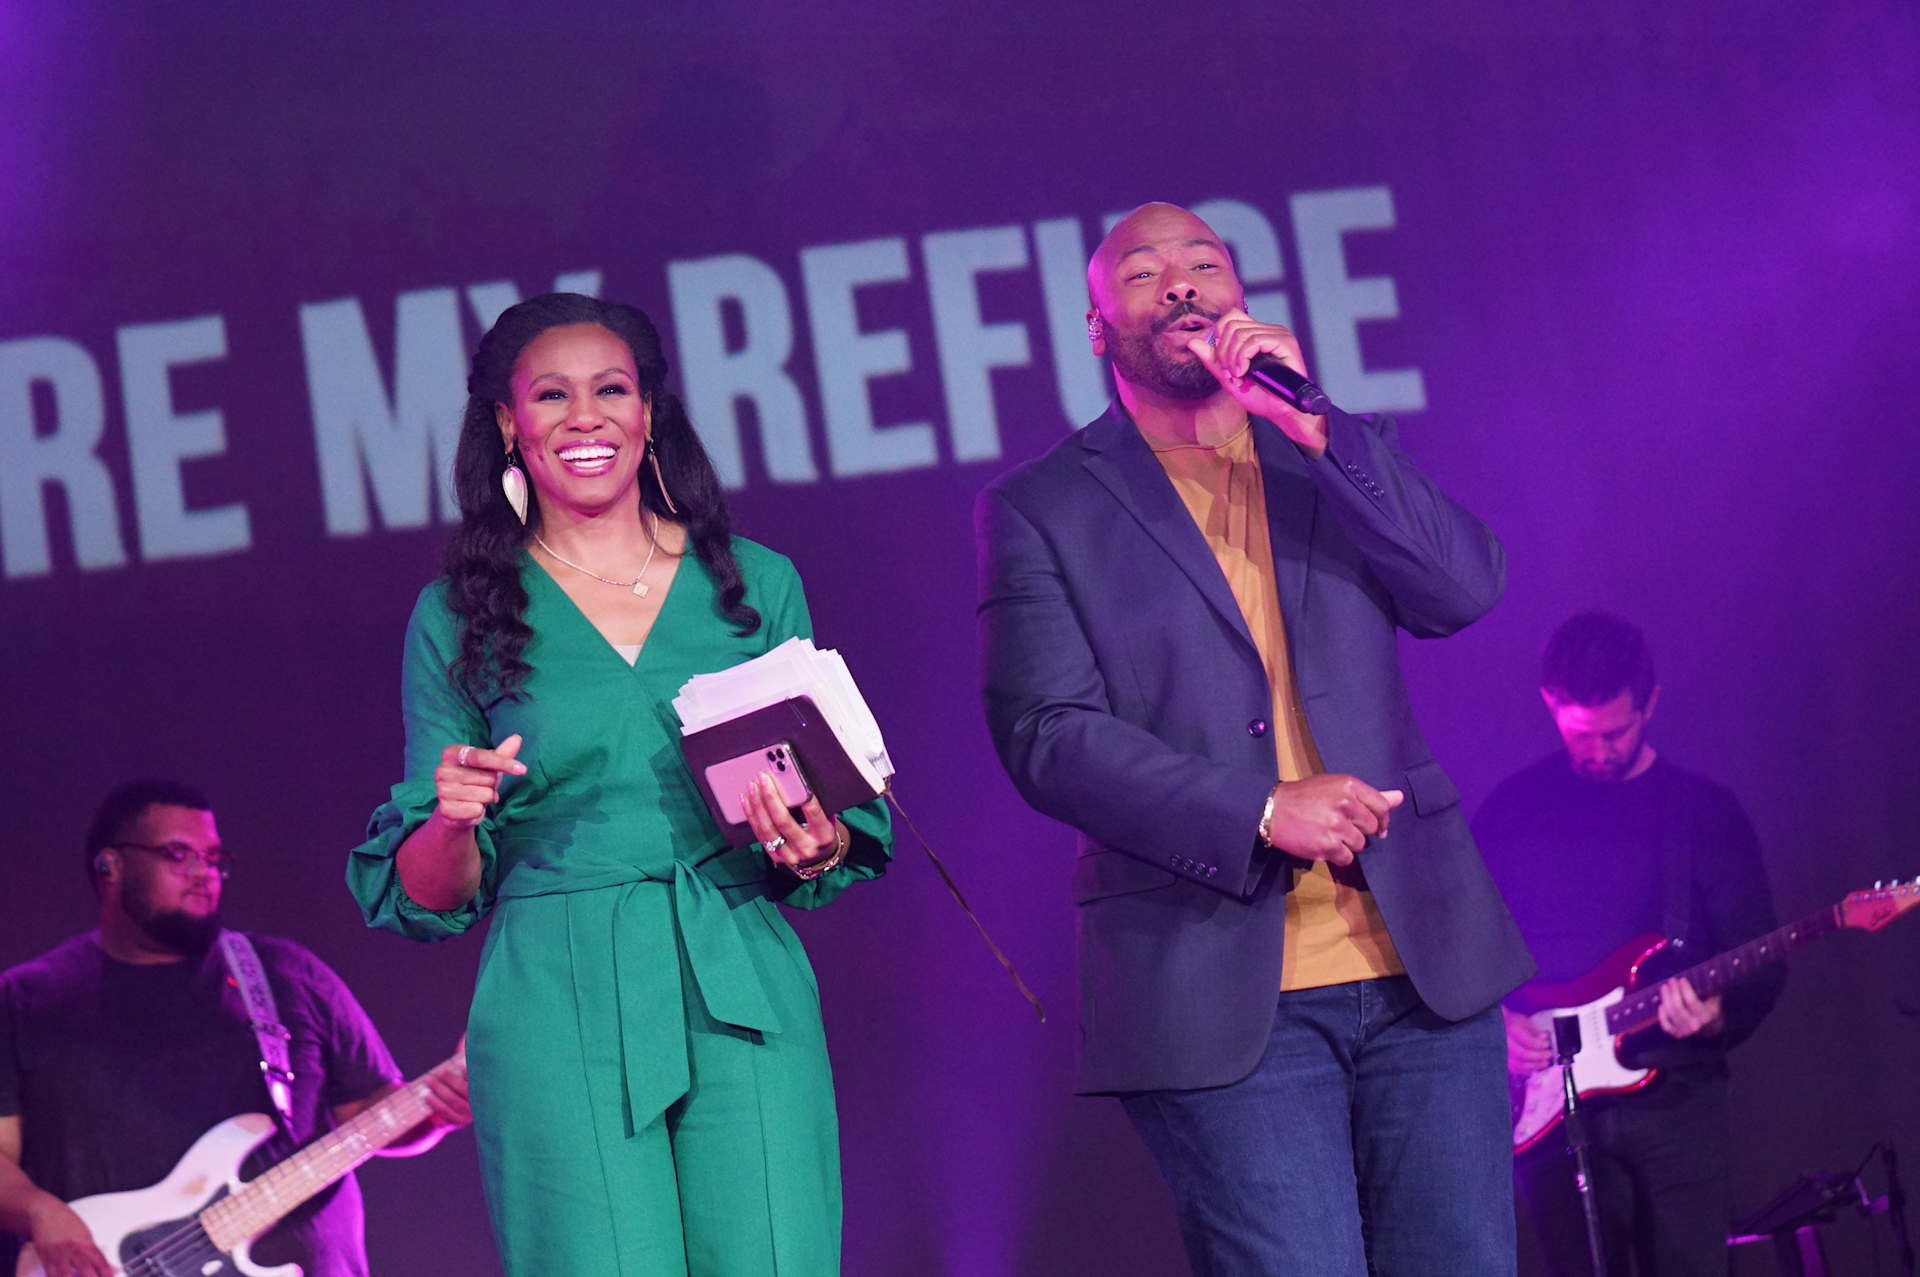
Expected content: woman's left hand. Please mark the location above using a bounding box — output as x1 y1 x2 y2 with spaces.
741 774 842 874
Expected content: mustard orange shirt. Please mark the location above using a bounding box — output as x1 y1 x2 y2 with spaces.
1150 423 1402 990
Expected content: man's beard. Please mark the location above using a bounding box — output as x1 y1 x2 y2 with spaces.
1571 740 1642 783
144 909 222 954
1573 757 1633 783
1103 304 1224 400
123 877 222 955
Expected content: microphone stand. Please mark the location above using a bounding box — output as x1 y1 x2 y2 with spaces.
1883 1143 1915 1276
1550 1013 1610 1277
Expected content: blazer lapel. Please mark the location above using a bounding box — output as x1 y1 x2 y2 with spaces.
1252 417 1318 646
1079 404 1257 652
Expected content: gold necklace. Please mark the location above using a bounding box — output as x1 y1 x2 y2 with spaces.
533 513 661 597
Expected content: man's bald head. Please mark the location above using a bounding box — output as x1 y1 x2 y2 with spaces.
1087 203 1235 313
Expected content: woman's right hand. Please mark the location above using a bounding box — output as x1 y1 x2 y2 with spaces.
434 734 526 828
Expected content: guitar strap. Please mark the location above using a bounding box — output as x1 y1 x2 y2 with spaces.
218 930 297 1135
1658 769 1695 950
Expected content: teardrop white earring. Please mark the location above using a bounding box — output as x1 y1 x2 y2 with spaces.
502 450 530 524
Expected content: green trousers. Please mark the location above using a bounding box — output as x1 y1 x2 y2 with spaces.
467 886 842 1275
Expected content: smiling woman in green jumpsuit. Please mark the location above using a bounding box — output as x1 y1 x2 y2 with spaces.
347 293 891 1275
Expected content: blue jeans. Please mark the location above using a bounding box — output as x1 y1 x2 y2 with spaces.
1120 976 1515 1276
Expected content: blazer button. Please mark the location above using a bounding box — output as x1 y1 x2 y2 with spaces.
1206 865 1217 877
1247 719 1268 737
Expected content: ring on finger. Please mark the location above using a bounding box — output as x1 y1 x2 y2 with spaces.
765 835 787 854
457 745 472 767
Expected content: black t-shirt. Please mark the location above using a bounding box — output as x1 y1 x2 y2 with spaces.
0 932 401 1276
1474 753 1784 1069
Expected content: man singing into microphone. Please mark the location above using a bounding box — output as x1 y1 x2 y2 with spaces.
976 202 1534 1274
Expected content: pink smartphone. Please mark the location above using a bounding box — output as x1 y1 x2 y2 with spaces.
707 741 813 825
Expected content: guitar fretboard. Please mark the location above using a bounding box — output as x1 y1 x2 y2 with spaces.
1602 906 1839 1036
196 1070 442 1252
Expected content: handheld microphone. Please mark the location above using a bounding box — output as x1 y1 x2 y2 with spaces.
1244 353 1334 416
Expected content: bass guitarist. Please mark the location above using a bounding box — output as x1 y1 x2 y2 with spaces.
0 780 470 1277
1476 612 1784 1276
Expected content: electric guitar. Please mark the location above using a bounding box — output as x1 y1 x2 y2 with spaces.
1508 879 1919 1153
16 1051 464 1277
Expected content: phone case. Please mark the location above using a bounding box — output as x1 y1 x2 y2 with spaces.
705 742 812 825
681 697 883 849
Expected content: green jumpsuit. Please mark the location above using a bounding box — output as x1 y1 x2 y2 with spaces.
348 540 891 1275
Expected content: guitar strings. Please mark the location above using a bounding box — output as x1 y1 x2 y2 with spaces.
119 1076 434 1272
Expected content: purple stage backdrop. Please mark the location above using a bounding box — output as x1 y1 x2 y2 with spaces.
5 3 1917 1272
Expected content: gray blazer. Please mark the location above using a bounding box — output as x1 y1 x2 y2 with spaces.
975 403 1534 1094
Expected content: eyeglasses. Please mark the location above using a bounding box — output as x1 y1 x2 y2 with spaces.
113 841 232 879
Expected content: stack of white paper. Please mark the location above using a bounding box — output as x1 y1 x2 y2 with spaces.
673 637 895 791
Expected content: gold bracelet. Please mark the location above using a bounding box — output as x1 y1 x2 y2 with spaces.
1257 786 1278 847
791 821 850 881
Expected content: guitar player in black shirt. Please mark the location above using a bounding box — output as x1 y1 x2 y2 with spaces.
1475 612 1783 1277
0 780 470 1277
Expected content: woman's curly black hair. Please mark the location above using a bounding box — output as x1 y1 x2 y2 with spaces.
446 292 758 697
